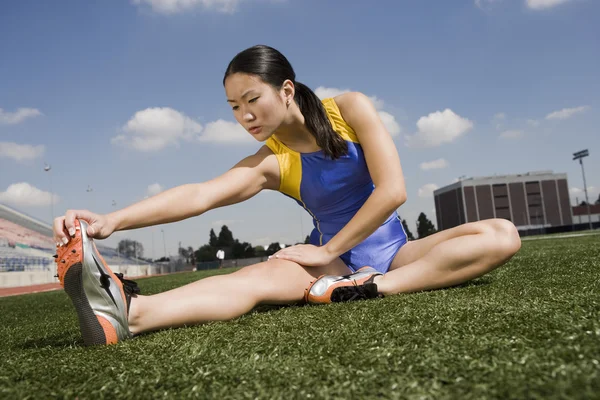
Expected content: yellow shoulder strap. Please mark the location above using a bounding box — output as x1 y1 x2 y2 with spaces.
265 136 302 202
321 98 359 143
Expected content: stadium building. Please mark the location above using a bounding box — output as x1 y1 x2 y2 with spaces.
433 171 573 231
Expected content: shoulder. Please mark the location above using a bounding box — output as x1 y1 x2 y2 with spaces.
237 145 280 191
331 92 378 129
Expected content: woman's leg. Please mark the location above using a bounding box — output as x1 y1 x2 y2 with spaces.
128 258 351 335
374 218 521 294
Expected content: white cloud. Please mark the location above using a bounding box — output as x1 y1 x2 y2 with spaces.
0 108 42 125
475 0 502 10
314 87 350 100
570 187 582 195
147 183 164 196
493 112 506 131
545 106 590 120
0 182 59 207
112 107 203 152
377 111 401 137
570 186 599 205
526 119 540 127
0 142 45 161
418 183 439 198
314 86 400 136
420 158 449 171
477 0 575 11
499 129 523 139
314 87 385 110
405 109 474 148
199 119 253 143
132 0 240 14
526 0 574 10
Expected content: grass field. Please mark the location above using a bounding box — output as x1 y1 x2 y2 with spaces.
1 235 599 399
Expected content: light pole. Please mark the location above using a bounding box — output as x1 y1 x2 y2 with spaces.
86 185 94 211
161 228 167 258
44 163 55 222
572 149 593 230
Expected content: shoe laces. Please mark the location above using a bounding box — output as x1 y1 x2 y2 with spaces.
114 273 141 296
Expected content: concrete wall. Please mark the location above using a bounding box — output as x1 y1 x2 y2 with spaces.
0 262 168 289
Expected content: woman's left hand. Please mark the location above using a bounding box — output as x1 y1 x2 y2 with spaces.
269 244 336 267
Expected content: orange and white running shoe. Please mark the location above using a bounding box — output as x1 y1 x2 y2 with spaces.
55 219 139 345
304 266 383 304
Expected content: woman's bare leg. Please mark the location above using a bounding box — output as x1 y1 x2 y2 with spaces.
128 258 351 335
374 218 521 294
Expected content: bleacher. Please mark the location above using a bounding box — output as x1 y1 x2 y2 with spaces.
0 203 163 288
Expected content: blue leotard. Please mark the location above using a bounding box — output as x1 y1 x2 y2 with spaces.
265 98 408 273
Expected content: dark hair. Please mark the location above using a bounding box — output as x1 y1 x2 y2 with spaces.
223 45 347 159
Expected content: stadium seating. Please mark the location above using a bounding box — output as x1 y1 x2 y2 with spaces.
0 203 163 288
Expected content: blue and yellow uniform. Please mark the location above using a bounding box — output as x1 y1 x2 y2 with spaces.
265 98 408 274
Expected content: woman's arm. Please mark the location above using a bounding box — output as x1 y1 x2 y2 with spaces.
321 92 407 259
111 146 279 231
58 146 279 241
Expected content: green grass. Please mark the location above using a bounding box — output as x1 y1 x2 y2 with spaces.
1 236 599 399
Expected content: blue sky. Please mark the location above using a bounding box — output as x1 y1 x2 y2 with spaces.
1 0 598 258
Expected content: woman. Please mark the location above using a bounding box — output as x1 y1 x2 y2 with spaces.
53 45 521 346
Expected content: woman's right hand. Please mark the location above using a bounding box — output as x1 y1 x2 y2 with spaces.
53 209 116 246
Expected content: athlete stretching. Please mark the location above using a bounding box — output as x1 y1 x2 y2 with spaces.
53 45 521 345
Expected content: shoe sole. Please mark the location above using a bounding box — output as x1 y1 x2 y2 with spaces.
56 220 127 345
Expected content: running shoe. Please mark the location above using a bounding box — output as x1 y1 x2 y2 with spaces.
55 219 140 345
304 266 383 304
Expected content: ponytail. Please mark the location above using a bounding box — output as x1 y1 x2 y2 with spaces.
294 82 348 159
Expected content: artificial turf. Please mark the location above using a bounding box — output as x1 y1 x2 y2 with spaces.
1 234 599 399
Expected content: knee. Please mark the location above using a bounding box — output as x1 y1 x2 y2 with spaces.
486 218 521 259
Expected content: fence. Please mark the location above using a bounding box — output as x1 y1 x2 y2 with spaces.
195 256 270 271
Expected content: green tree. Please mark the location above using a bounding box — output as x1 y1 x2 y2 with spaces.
265 242 282 256
117 239 144 259
178 246 189 263
304 235 310 244
195 244 217 262
209 229 218 247
187 246 195 264
416 213 436 239
232 240 255 259
402 219 415 241
254 246 266 257
217 225 235 248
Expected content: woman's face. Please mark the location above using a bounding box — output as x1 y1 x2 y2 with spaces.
224 73 290 141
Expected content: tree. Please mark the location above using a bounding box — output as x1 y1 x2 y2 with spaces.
265 242 282 256
117 239 144 259
253 246 266 257
232 240 255 259
416 213 436 239
187 246 196 265
195 244 218 262
217 225 235 248
178 246 189 262
402 219 415 241
304 235 310 244
209 229 218 247
596 193 600 205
